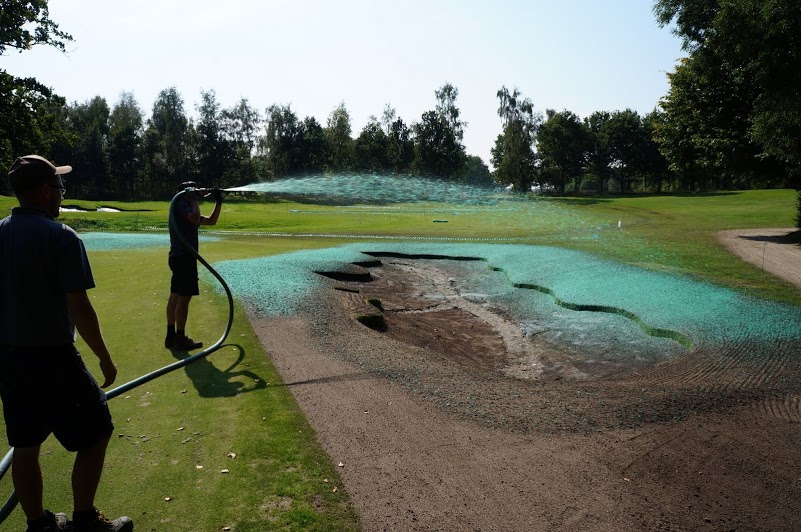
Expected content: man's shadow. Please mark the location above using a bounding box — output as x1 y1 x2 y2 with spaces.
170 344 267 398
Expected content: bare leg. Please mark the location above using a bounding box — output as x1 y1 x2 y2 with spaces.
12 445 44 520
72 432 111 512
166 292 178 327
174 295 193 331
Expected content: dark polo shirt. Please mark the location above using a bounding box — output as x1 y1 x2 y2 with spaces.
169 197 199 258
0 207 95 347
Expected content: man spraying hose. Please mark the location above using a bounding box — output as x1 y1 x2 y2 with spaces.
165 182 223 351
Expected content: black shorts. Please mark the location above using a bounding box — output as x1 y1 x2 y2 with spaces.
169 255 199 296
0 346 114 452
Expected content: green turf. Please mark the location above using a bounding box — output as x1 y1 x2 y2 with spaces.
548 191 800 303
0 242 358 531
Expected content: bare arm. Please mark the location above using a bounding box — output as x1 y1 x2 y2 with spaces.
199 198 222 226
65 291 117 388
185 196 222 227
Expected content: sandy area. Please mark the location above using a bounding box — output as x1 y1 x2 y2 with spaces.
251 228 801 531
716 228 801 290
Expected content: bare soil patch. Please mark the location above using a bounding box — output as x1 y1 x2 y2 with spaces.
250 231 801 531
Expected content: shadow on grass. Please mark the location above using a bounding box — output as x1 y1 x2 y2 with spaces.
551 191 741 206
739 230 801 245
171 344 267 398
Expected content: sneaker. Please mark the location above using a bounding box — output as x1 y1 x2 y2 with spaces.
73 508 133 532
26 510 70 531
171 334 203 351
164 332 176 349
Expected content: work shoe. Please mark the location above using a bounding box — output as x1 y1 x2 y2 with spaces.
171 334 203 351
72 508 133 532
25 509 70 531
164 332 176 349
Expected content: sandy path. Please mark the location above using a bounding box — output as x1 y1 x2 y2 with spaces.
716 227 801 289
254 317 640 531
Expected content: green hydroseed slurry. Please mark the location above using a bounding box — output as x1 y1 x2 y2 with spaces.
80 232 220 250
77 229 800 367
212 242 801 358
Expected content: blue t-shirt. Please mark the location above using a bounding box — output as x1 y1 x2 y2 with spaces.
0 207 95 347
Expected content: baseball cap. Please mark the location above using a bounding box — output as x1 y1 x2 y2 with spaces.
177 181 200 192
177 181 211 197
7 155 72 192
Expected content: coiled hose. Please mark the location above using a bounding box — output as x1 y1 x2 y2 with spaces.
0 188 235 524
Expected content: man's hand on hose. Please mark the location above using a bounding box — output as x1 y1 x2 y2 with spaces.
212 188 223 203
98 357 118 388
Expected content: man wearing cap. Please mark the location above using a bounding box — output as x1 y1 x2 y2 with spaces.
165 181 223 351
0 155 133 531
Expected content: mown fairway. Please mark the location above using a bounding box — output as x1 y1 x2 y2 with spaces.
0 188 798 530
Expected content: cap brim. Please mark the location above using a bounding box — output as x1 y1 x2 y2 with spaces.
54 165 72 175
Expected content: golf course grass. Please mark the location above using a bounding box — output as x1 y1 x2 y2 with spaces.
0 185 799 530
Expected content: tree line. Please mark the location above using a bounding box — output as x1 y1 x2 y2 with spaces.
2 1 800 226
0 74 736 200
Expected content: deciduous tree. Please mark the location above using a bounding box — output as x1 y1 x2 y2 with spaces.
63 96 110 198
584 111 613 193
298 116 326 173
325 102 353 171
0 70 70 189
492 86 539 192
0 0 73 55
195 90 231 189
654 0 800 220
386 117 414 174
606 109 646 193
264 103 300 177
536 110 590 194
463 155 492 187
221 98 261 186
413 111 465 180
435 83 466 143
143 87 192 196
108 92 143 199
354 117 389 172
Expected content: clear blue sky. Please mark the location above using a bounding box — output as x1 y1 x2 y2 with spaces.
2 0 683 167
